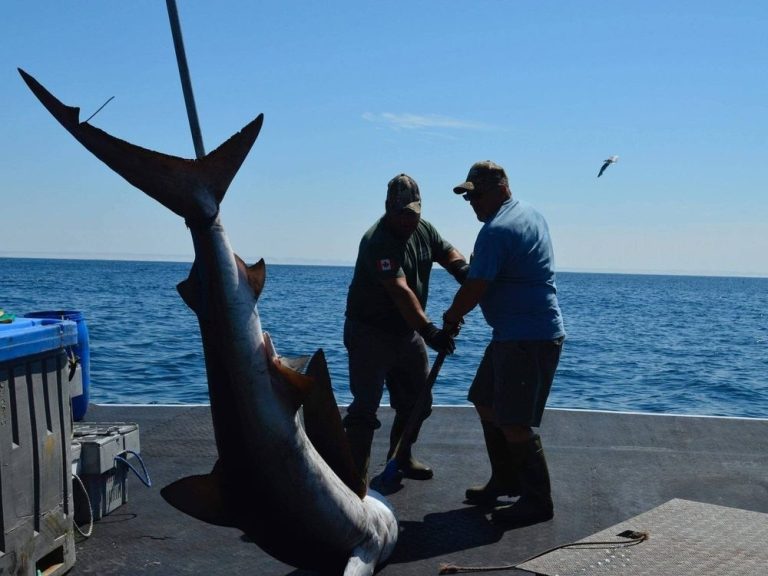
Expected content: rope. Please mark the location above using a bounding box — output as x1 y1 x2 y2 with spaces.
439 564 516 574
72 473 94 538
114 450 152 487
438 531 649 574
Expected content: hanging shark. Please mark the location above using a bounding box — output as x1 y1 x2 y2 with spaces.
19 68 398 575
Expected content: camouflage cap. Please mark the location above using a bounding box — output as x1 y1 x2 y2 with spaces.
453 160 508 194
386 174 421 214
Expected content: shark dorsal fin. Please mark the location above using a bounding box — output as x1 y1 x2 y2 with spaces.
303 349 366 499
240 257 266 300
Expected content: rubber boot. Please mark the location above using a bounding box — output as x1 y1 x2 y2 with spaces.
465 420 521 505
345 425 375 495
491 434 554 527
388 413 433 480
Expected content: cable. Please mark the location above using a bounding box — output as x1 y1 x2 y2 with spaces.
114 450 152 487
72 473 94 538
438 531 649 574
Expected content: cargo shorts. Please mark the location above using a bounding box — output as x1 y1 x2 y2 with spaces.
468 337 564 427
343 317 431 430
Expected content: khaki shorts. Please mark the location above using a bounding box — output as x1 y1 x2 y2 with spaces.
468 337 564 427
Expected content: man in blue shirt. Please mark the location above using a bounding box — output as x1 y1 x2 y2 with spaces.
443 161 565 527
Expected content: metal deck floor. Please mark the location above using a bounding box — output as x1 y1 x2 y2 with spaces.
69 405 768 575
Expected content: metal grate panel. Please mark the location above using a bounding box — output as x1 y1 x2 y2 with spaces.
518 499 768 576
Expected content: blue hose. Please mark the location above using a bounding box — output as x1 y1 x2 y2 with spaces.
114 450 152 487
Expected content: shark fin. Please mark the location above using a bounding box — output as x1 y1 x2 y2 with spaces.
177 262 201 313
19 68 263 225
181 255 265 315
160 465 235 527
247 259 266 299
270 355 315 404
234 255 266 300
279 354 312 374
303 349 366 499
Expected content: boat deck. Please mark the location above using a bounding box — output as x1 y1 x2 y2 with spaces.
70 405 768 575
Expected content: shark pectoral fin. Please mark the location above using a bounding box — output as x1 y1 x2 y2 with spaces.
269 356 315 407
279 354 312 374
303 349 366 499
160 468 235 527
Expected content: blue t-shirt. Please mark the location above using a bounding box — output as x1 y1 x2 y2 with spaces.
468 198 565 341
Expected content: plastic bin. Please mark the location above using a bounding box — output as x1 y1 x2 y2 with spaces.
24 311 90 421
72 422 141 524
0 317 78 576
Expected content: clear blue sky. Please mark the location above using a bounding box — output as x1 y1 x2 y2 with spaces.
2 2 766 276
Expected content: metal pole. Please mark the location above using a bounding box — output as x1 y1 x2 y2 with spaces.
166 0 206 158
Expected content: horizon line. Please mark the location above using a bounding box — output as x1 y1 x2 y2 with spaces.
1 251 766 279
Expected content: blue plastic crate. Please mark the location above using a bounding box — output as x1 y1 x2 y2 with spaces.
0 317 77 363
0 316 79 575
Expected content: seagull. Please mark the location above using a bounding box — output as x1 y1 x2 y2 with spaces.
597 155 619 178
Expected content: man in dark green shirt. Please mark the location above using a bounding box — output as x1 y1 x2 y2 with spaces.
343 174 469 492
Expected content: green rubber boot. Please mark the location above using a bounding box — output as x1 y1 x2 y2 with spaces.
388 413 433 480
345 425 375 495
491 434 554 527
465 420 521 505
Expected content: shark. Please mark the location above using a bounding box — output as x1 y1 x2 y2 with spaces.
19 68 398 575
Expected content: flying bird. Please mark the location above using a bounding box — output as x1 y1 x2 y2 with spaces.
597 155 619 178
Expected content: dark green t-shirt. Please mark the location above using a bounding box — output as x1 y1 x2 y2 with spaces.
346 217 454 334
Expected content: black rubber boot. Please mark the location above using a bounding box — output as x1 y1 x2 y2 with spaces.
345 425 375 495
388 413 433 480
465 420 521 505
491 434 554 527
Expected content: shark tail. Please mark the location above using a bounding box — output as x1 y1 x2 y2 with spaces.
19 68 263 225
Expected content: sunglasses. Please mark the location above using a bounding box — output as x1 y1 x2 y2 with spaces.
463 190 484 202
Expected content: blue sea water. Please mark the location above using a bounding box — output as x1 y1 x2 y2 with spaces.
1 257 767 418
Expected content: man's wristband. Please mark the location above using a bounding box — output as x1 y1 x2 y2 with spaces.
417 322 439 339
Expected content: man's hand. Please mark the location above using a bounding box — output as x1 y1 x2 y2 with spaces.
442 313 464 338
417 322 456 355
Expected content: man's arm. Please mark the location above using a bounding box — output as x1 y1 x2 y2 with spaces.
437 248 470 284
381 276 455 354
443 277 489 328
381 275 429 330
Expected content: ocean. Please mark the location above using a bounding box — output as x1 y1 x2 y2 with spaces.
1 257 766 418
